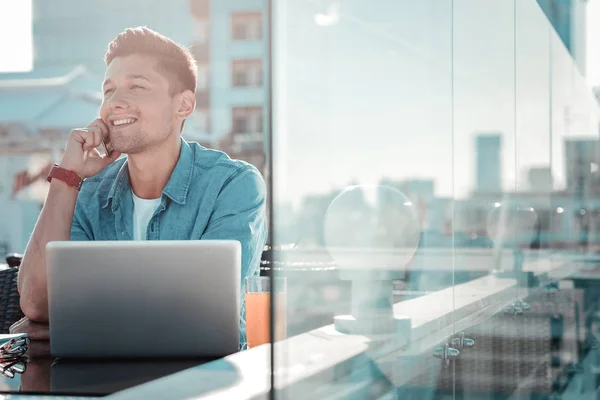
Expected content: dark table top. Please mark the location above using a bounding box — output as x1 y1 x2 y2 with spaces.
0 342 218 397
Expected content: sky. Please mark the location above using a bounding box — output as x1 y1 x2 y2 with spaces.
0 0 32 73
588 0 600 87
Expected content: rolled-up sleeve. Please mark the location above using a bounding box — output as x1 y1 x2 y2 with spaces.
200 166 268 345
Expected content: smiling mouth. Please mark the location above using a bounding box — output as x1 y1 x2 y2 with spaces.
112 118 137 127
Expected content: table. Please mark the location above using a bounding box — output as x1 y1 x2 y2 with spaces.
0 353 218 398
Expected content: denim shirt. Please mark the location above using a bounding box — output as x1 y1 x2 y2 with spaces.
70 138 268 345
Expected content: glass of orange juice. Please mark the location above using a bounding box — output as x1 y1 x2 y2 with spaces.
245 276 287 348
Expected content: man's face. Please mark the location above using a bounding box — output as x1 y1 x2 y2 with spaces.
100 54 179 154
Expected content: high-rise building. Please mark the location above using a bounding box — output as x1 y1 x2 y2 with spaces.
475 133 502 194
528 166 553 192
379 178 435 200
536 0 587 74
564 138 600 195
193 0 268 173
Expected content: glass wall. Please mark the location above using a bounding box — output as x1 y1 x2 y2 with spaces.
272 0 599 398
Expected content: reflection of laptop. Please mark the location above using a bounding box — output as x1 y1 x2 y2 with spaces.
50 359 211 395
46 240 241 358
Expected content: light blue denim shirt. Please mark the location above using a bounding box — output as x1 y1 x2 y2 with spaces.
70 138 268 345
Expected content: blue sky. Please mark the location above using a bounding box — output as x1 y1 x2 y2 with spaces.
588 0 600 87
0 0 32 72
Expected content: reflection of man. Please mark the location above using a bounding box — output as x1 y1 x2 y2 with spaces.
11 27 268 347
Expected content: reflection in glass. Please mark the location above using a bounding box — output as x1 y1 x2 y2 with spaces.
323 185 421 270
486 202 539 249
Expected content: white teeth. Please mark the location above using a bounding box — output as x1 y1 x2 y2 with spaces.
113 118 136 126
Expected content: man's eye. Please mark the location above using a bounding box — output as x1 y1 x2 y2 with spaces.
103 89 113 95
131 85 145 90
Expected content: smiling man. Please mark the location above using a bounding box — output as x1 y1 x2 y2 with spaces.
11 27 268 348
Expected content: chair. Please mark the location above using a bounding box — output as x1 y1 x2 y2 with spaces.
0 254 24 333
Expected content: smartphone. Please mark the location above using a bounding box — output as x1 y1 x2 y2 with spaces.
101 139 114 157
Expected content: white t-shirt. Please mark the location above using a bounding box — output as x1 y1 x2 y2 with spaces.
132 193 162 240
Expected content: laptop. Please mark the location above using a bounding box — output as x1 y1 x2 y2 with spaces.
46 240 241 359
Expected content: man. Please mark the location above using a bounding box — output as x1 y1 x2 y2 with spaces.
10 27 268 350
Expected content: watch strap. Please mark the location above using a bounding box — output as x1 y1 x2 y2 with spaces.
46 164 83 190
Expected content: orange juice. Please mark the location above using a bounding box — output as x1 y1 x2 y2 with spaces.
245 292 286 348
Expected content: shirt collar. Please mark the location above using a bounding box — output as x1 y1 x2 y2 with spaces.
103 138 194 211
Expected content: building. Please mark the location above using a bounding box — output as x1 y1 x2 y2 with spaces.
536 0 587 75
189 0 268 174
475 133 502 194
564 138 600 197
528 166 553 193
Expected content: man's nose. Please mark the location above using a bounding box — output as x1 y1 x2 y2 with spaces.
105 90 130 110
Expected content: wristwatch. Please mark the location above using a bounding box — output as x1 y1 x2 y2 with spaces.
46 164 84 191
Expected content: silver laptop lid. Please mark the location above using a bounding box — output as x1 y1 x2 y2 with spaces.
46 240 241 358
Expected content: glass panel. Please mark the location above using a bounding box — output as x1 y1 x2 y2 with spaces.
550 12 598 250
452 1 518 397
273 0 600 399
272 0 453 398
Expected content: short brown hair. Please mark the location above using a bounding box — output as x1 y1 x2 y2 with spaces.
104 26 197 95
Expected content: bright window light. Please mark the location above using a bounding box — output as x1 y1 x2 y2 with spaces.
0 0 33 73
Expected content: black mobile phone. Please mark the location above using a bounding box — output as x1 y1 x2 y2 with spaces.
102 139 114 157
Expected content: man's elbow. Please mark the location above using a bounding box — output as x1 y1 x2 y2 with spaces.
19 286 49 322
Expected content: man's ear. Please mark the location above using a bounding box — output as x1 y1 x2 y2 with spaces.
176 89 196 120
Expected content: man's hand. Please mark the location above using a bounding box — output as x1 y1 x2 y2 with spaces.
59 118 122 179
10 317 49 340
9 317 50 359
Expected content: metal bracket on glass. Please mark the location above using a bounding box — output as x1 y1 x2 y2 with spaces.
512 298 531 311
450 331 474 350
433 343 459 368
504 304 524 317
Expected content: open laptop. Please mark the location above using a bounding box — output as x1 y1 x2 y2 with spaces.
46 240 241 359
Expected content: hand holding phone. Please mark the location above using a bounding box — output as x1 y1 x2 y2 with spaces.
101 137 114 158
58 118 121 179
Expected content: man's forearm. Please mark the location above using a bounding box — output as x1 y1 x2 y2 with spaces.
18 180 78 321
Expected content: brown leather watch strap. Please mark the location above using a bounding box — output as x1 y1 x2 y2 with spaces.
46 164 84 190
